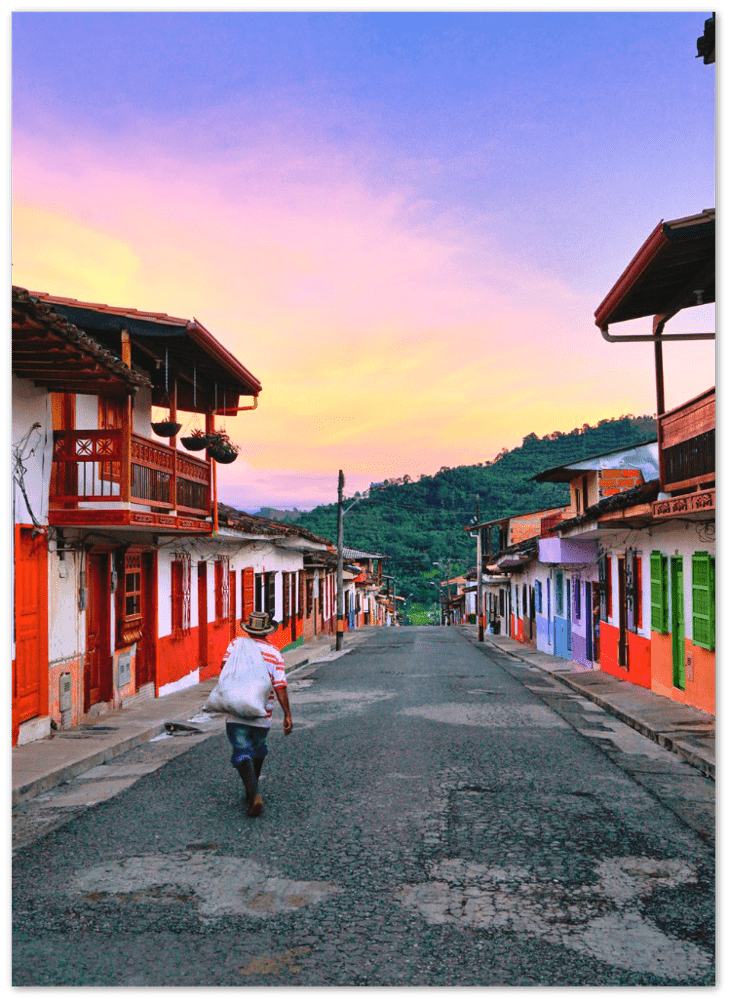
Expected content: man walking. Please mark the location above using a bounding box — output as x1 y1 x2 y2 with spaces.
221 611 293 817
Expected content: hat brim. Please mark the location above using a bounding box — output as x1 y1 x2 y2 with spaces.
241 622 277 635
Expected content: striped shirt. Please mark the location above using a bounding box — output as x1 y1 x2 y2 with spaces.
224 637 287 729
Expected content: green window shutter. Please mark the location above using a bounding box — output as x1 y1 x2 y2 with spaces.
692 552 715 651
650 551 668 633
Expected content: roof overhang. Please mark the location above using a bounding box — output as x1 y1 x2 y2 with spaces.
594 209 715 335
12 287 152 395
28 292 262 412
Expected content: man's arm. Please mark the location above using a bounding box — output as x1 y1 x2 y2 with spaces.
274 686 293 734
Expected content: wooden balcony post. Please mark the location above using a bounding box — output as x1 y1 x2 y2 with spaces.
653 316 667 490
170 375 178 509
120 330 132 503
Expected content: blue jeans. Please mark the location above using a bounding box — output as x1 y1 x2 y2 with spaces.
226 722 269 767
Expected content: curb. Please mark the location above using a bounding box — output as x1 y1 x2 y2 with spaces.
13 637 351 808
12 701 218 808
463 630 715 781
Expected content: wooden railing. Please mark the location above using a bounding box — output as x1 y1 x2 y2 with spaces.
659 387 715 493
51 429 211 516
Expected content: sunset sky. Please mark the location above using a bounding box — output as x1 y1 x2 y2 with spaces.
12 12 715 509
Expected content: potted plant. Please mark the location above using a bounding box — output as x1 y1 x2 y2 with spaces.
151 418 182 437
180 428 211 451
206 431 240 464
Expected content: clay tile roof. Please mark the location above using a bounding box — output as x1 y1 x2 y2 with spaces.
12 285 152 393
556 479 660 532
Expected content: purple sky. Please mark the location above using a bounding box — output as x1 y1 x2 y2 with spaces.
12 12 715 509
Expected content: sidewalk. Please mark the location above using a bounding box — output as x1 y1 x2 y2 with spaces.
12 631 361 808
460 625 715 780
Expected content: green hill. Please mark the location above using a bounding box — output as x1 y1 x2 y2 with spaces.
289 415 656 606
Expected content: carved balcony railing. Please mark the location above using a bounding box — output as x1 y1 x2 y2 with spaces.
658 388 715 493
50 429 211 519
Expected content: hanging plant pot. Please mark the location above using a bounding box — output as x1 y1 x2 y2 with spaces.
180 431 211 451
152 420 182 438
209 447 239 464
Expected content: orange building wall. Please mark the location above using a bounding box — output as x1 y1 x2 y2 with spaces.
651 632 715 715
627 631 651 689
598 622 622 677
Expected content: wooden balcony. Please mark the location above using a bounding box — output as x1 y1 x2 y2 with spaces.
49 429 213 533
653 387 715 520
658 388 715 492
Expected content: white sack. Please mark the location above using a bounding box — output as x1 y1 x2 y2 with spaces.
203 637 272 718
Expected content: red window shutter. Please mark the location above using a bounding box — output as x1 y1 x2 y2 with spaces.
634 554 642 629
242 567 254 620
171 561 183 634
283 572 290 624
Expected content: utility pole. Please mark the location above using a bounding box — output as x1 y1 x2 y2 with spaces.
336 470 344 651
476 497 484 642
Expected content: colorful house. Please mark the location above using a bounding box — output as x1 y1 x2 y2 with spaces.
12 288 384 746
593 207 715 713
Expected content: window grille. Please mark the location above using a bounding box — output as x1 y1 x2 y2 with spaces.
215 557 230 620
171 552 191 635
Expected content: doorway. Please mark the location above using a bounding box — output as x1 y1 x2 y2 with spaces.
671 556 685 690
14 528 49 728
135 551 157 689
86 553 113 710
198 562 208 669
617 557 628 668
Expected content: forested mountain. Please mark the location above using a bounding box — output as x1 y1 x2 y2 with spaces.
288 415 656 605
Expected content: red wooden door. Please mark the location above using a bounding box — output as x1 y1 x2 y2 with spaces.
197 562 208 668
13 528 48 730
136 552 157 689
86 554 112 710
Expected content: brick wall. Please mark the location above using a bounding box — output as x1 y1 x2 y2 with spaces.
598 469 643 499
510 506 566 545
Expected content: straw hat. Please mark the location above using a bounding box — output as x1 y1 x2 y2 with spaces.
241 611 277 636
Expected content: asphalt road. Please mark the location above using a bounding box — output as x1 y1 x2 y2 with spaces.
12 626 715 986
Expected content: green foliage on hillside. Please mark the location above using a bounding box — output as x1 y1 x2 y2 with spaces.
289 415 656 605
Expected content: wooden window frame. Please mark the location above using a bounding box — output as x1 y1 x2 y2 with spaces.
692 551 715 651
605 557 612 619
650 551 669 634
214 557 230 621
282 572 290 625
633 553 643 631
171 552 191 636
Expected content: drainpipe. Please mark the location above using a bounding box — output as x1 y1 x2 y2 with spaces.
216 397 259 415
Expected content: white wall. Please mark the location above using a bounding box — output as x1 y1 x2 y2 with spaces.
12 376 53 526
601 520 715 645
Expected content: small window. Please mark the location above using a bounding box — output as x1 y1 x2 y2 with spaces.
171 553 191 635
605 557 612 619
214 557 230 620
692 552 715 651
650 552 668 634
574 578 581 621
633 553 643 630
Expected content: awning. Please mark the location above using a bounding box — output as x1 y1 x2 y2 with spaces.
595 209 715 329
